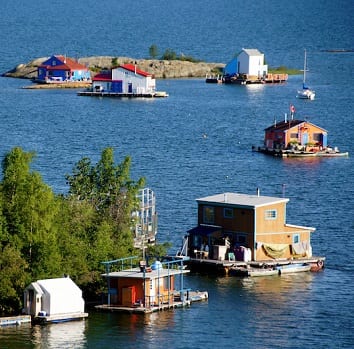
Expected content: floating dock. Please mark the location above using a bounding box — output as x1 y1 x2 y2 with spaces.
34 312 88 324
77 91 168 98
223 73 288 85
185 256 325 277
95 290 208 314
253 146 349 158
0 315 31 327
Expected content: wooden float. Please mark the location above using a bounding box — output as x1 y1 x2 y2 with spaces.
0 315 31 327
184 256 325 277
77 91 168 98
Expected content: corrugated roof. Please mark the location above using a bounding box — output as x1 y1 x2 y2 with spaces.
118 64 151 77
196 192 289 208
264 119 304 132
264 120 327 133
92 71 112 81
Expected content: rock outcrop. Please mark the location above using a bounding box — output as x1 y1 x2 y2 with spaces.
2 56 225 80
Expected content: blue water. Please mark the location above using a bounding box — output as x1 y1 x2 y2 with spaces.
0 0 354 348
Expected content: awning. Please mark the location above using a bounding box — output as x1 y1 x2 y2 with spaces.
188 225 222 237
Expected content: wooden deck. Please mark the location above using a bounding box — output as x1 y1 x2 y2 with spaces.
0 315 31 326
186 256 325 276
95 290 208 314
77 91 168 98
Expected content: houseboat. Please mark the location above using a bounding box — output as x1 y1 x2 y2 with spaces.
23 277 88 324
96 256 207 314
254 108 348 158
176 191 325 277
220 48 288 85
78 63 168 98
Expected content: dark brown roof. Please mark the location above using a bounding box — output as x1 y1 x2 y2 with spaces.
264 119 304 132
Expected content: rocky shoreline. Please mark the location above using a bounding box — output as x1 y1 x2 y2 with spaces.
2 56 225 80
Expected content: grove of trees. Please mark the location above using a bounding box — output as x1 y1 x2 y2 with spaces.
0 146 162 315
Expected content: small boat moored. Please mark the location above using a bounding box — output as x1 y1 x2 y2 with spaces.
275 263 311 274
296 49 315 100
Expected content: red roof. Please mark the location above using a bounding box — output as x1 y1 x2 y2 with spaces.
92 71 112 81
118 64 151 77
265 120 327 133
39 55 88 71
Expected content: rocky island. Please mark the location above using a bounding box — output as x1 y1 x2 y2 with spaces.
2 56 225 81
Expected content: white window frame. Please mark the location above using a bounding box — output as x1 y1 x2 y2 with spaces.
265 209 277 220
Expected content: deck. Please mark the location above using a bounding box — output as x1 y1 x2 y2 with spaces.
77 91 168 98
186 256 325 276
223 73 288 85
0 315 31 326
95 290 208 314
34 312 88 324
253 146 349 158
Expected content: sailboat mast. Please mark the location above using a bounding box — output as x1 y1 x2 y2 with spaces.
303 49 307 84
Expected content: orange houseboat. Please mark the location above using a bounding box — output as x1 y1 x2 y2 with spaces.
255 112 348 157
178 191 325 275
96 257 208 313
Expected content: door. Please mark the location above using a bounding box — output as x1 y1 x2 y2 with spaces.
128 83 133 93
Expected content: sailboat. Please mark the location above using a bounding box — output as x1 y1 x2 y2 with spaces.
297 49 315 100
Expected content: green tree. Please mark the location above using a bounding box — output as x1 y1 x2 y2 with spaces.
111 57 118 66
66 147 145 258
0 245 28 315
149 44 159 59
1 147 61 280
161 48 177 60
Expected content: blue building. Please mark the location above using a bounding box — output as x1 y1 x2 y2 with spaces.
37 55 91 82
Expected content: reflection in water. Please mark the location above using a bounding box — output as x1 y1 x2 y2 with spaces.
31 320 87 348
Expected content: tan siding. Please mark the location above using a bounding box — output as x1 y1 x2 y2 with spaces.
256 202 286 233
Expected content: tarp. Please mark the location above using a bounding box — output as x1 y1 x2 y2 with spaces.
36 277 85 315
262 243 289 259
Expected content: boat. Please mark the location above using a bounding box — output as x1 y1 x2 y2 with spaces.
229 266 279 277
256 113 349 158
297 49 315 100
275 263 311 274
229 262 314 277
96 256 208 314
316 148 349 157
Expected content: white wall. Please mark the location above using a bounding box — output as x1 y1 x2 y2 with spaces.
112 68 156 94
38 278 85 315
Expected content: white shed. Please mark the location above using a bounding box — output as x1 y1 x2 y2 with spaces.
236 48 268 77
24 277 87 321
112 64 156 94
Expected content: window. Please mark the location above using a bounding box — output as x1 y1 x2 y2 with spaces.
313 133 322 142
163 276 171 290
235 233 247 245
265 209 277 220
224 208 233 218
293 234 300 244
290 133 298 139
203 206 214 224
